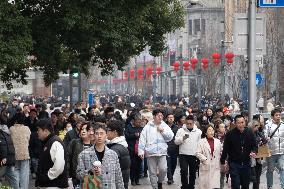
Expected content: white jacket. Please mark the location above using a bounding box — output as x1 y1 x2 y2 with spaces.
138 120 174 157
175 125 202 156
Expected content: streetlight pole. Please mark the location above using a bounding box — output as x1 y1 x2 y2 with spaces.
179 59 183 98
153 59 157 104
248 0 256 121
127 66 130 94
134 58 137 94
197 47 202 109
143 55 146 97
220 40 225 101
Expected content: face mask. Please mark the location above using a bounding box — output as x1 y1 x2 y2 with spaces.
224 120 230 126
67 127 73 131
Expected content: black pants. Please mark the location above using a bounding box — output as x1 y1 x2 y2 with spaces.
179 155 198 189
130 153 142 182
167 152 178 181
229 162 250 189
252 162 262 189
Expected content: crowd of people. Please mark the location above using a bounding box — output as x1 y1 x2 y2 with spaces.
0 95 283 189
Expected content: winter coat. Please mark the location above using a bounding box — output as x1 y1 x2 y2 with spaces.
125 123 143 155
174 125 202 156
0 125 15 166
10 124 31 160
196 138 222 189
264 121 284 155
138 120 174 157
29 132 42 158
63 129 79 147
167 124 179 155
67 138 86 179
77 146 124 189
107 136 130 188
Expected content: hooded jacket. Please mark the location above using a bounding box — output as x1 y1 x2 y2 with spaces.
0 124 16 166
138 120 174 157
107 136 130 188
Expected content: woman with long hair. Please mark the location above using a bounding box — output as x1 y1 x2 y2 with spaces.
196 124 222 189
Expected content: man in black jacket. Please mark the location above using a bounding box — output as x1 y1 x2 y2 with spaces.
221 114 257 189
166 113 179 185
107 120 131 189
35 119 68 188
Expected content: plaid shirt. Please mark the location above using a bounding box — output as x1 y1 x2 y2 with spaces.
76 146 124 189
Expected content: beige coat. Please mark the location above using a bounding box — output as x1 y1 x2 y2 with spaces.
195 138 222 189
10 124 31 160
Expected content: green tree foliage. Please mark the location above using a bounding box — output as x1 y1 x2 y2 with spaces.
2 0 184 87
0 1 33 89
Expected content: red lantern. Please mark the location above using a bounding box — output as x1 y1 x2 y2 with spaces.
146 67 153 77
225 52 234 59
190 58 198 70
156 67 162 75
226 58 233 64
183 61 190 71
130 69 135 79
172 61 180 72
138 74 144 80
137 68 143 75
212 53 221 59
123 72 128 80
213 59 220 66
201 58 209 64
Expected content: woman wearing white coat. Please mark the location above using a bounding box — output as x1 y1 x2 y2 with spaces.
196 124 222 189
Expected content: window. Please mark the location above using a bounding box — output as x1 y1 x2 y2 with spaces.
201 19 205 35
188 20 192 35
194 19 200 35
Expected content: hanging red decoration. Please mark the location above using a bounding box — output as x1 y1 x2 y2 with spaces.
225 52 234 59
190 58 198 70
226 58 233 64
146 67 153 77
213 58 220 66
156 67 162 75
172 61 180 72
201 58 209 70
130 69 135 79
138 74 144 80
123 72 128 80
137 68 143 75
212 53 221 59
183 61 190 71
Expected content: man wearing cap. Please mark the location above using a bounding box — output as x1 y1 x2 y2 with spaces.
35 119 68 189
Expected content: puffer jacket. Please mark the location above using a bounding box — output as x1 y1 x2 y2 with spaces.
265 121 284 155
0 124 16 166
138 120 174 157
107 136 130 188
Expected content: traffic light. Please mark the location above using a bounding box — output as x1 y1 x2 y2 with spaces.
70 68 79 78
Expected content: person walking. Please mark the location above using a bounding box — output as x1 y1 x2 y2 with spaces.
0 123 18 189
165 113 179 185
66 121 93 188
125 113 143 186
106 120 131 189
138 109 174 189
174 115 202 189
9 113 31 189
264 108 284 189
195 124 222 189
220 114 257 189
76 123 124 189
35 119 68 189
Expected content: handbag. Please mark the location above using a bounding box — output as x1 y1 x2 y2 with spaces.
82 174 102 189
256 144 271 158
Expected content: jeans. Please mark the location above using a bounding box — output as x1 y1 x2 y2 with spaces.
15 160 30 189
179 155 198 189
229 162 250 189
147 156 167 189
266 154 284 188
0 166 19 189
166 153 178 181
31 158 39 174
